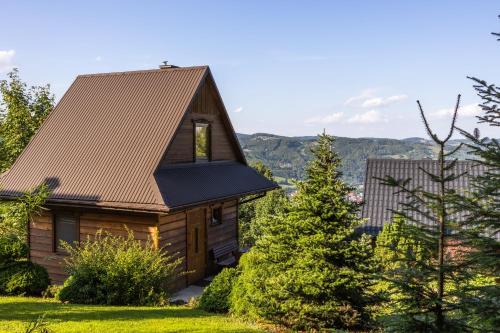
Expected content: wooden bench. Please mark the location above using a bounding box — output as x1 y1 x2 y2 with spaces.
212 240 238 267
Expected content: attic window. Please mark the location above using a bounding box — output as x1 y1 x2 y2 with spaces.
194 122 210 162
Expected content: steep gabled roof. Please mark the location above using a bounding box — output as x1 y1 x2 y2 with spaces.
360 159 487 235
0 66 266 212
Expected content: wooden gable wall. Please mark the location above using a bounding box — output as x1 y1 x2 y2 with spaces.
160 76 242 166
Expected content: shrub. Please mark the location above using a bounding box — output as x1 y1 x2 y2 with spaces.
198 267 239 313
0 261 49 296
42 285 63 299
57 230 181 305
0 234 28 265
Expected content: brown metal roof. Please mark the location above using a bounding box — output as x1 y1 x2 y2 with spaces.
360 159 487 235
0 66 211 212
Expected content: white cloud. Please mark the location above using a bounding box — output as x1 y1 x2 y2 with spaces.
95 56 103 62
344 88 377 106
347 110 384 124
0 50 15 73
361 94 408 108
305 112 344 124
430 103 481 118
345 88 407 108
233 106 243 113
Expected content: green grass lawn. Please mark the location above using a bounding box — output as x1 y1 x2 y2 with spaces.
0 296 265 333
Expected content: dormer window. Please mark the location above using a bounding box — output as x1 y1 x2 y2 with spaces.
194 122 210 162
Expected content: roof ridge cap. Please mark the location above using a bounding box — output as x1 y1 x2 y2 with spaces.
77 65 209 78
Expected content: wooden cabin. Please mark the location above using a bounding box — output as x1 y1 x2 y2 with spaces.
0 65 277 289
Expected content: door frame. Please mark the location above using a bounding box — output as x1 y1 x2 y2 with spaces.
186 207 207 285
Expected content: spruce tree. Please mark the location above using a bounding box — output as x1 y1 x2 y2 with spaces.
238 161 287 247
232 133 375 330
447 27 500 328
376 95 499 332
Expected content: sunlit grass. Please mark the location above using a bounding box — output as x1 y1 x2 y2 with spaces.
0 296 264 333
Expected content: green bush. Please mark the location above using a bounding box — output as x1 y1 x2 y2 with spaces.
0 234 28 264
198 267 239 313
57 230 181 305
0 261 49 296
42 284 63 299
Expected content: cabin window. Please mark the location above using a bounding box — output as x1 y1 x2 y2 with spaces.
194 122 210 162
54 213 78 252
211 206 223 225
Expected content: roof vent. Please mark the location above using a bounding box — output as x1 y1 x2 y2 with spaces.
159 61 179 69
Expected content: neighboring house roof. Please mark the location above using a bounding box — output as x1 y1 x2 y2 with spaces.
360 159 487 236
0 66 275 212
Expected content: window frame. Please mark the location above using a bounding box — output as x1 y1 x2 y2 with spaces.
193 120 211 162
52 211 80 253
210 205 223 226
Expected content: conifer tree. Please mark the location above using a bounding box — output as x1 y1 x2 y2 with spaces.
447 20 500 329
376 95 499 332
232 133 375 331
238 161 287 247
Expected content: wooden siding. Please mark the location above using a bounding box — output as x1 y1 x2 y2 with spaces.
161 77 240 165
158 200 239 288
30 209 157 285
206 200 238 253
30 201 238 289
158 211 187 290
30 211 66 285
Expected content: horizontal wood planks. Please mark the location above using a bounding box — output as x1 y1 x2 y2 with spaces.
158 211 187 290
29 209 157 285
79 212 157 242
161 77 239 165
206 201 238 253
29 200 239 290
29 212 66 284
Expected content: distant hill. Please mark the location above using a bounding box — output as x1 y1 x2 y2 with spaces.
237 133 469 189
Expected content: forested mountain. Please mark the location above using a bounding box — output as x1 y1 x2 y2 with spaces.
237 133 469 189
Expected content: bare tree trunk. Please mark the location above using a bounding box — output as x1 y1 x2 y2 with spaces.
436 143 446 331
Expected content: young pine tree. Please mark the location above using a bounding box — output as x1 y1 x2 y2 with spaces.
375 96 495 332
449 47 500 329
232 133 375 331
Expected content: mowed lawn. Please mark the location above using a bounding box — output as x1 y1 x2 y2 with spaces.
0 296 265 333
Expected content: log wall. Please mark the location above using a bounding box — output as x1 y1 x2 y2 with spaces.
29 209 157 285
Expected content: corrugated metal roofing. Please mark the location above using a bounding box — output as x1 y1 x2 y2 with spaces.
0 66 212 212
360 159 487 235
155 161 279 209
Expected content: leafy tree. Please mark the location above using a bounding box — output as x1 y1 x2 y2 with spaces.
0 183 50 263
238 161 287 247
0 69 54 171
232 133 375 331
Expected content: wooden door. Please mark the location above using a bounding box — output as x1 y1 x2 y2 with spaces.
187 208 206 284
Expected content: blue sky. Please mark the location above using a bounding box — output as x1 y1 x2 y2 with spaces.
1 1 499 138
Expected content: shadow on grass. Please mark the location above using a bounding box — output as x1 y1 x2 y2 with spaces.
0 301 217 323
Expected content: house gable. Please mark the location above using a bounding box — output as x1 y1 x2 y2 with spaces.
160 73 245 166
